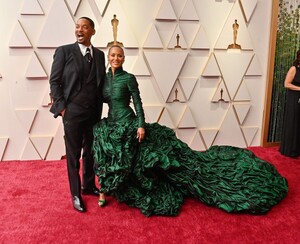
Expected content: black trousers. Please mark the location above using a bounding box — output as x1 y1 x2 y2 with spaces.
63 102 98 196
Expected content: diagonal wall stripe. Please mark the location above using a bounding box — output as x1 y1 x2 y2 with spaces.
215 51 253 99
144 51 188 102
9 20 32 48
20 0 44 15
37 0 75 47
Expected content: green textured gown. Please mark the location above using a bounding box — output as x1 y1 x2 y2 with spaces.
93 67 288 216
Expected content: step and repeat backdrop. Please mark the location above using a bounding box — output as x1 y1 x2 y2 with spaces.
0 0 271 160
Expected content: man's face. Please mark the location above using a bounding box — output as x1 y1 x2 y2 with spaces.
75 18 95 46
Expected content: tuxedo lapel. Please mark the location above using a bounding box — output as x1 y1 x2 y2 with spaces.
92 46 102 87
71 43 83 73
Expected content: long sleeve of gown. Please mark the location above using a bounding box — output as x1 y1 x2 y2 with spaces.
127 74 145 128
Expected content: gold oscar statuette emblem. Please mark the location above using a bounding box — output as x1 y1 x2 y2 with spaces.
107 14 123 47
174 34 181 49
212 88 229 103
228 19 241 49
173 88 180 102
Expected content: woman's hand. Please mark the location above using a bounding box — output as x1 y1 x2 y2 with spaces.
137 127 145 143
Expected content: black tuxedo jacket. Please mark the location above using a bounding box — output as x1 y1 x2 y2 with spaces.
49 42 106 119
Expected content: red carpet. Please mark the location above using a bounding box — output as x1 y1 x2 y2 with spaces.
0 147 299 244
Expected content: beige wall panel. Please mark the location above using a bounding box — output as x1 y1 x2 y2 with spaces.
20 0 44 15
143 24 164 49
240 0 257 23
37 0 75 47
156 0 177 20
179 0 199 21
213 106 246 147
0 0 273 160
190 131 206 151
9 20 32 47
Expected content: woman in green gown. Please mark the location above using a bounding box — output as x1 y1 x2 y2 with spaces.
93 45 288 217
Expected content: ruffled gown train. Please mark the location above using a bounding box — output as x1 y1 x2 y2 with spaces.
93 67 288 216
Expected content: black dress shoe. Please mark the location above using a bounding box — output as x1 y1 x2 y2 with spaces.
72 196 86 212
81 187 100 196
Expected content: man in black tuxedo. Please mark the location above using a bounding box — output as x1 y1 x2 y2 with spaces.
49 17 106 212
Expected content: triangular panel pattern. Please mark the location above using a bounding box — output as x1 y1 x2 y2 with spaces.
191 25 210 49
144 106 163 123
169 0 186 18
30 136 53 160
156 0 177 20
178 107 197 128
200 129 218 149
233 103 251 125
213 106 246 147
202 53 221 77
15 108 38 133
176 129 197 146
20 0 44 15
234 79 251 101
93 0 138 48
179 0 199 21
144 51 188 102
73 0 98 26
95 0 110 16
9 20 32 48
37 0 75 47
143 24 164 49
215 51 253 99
190 131 206 151
167 80 186 103
155 22 177 48
137 78 162 105
166 103 186 127
180 53 209 78
21 138 41 160
25 51 48 78
214 1 254 50
240 0 257 23
0 137 9 161
241 126 258 146
158 108 175 129
65 0 81 15
245 54 263 76
122 55 136 73
41 89 53 107
211 79 230 103
131 54 151 76
179 77 198 100
46 122 66 160
179 22 203 49
168 25 188 49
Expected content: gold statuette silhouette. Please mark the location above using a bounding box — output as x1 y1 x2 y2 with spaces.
173 88 180 102
107 14 123 47
174 34 181 49
212 88 229 103
228 19 241 49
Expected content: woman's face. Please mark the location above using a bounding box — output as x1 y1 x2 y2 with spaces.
108 46 125 70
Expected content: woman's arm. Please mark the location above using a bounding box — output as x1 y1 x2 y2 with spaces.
128 74 145 142
284 66 300 91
